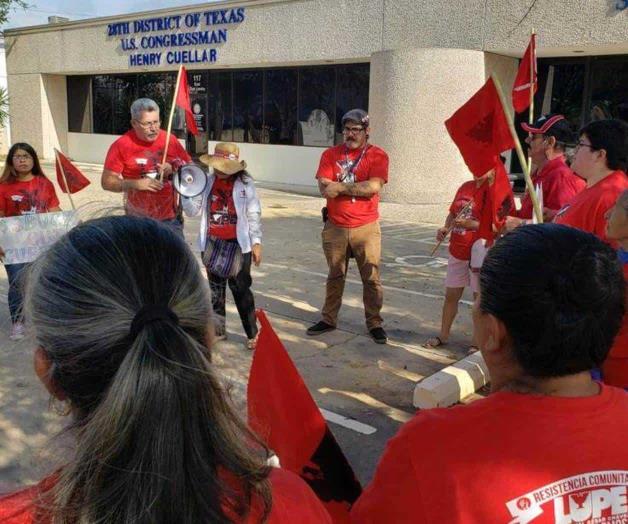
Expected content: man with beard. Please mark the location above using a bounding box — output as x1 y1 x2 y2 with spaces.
306 109 389 344
101 98 192 235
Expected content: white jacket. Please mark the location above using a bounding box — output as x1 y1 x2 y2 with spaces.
181 172 262 254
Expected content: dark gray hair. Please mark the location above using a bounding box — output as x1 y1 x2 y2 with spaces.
24 215 272 524
130 98 159 121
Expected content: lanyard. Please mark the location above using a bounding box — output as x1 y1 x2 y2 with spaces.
343 144 369 179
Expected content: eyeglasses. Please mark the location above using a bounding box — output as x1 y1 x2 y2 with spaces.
343 126 365 134
575 141 596 151
13 154 32 161
135 119 161 130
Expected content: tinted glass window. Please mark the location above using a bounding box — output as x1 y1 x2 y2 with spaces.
298 66 335 146
233 70 263 143
93 75 137 135
208 72 233 142
264 69 298 145
589 58 628 122
335 63 370 144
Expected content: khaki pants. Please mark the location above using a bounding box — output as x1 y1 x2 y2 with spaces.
321 220 383 329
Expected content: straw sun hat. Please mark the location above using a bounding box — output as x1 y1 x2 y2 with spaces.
199 143 247 175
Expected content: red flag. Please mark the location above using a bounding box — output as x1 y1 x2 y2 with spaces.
176 67 199 135
55 149 90 194
477 161 515 243
512 34 537 114
248 310 361 523
445 78 515 178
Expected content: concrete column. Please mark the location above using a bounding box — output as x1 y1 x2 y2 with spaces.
7 73 67 160
369 48 487 223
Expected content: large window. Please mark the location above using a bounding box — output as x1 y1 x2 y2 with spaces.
92 75 137 135
68 63 370 149
510 54 628 175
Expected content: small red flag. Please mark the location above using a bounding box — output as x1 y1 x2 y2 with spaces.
248 310 361 523
445 78 515 178
55 149 90 194
477 161 515 243
176 67 200 135
512 34 537 114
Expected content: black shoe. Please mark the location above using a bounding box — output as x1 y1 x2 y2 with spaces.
306 321 336 336
369 327 388 344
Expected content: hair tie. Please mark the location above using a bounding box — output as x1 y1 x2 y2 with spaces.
130 304 179 339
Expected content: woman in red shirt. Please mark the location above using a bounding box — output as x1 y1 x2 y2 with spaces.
353 225 627 523
0 143 60 340
554 119 628 245
0 216 330 524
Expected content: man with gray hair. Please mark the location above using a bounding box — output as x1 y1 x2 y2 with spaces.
102 98 192 234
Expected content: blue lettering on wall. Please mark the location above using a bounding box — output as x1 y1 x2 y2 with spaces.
109 7 243 67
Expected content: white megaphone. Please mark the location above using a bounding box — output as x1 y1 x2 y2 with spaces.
173 164 209 198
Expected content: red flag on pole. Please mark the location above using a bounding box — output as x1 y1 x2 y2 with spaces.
512 34 537 114
476 161 515 243
248 310 361 523
54 149 90 194
176 66 200 135
445 78 515 178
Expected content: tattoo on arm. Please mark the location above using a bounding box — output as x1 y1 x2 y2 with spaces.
340 180 381 198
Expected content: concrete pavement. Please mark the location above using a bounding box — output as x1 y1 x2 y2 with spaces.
0 161 479 489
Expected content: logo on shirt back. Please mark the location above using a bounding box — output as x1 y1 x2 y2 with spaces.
506 471 628 523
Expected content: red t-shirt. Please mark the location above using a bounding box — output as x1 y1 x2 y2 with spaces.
0 177 60 217
0 468 331 524
603 260 628 388
104 130 192 220
316 144 389 228
554 170 628 247
351 383 628 523
208 177 237 240
448 181 481 261
516 156 586 219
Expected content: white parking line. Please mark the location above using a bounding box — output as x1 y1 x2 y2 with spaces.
222 375 378 435
320 408 377 435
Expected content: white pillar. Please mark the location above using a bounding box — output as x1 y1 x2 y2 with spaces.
369 48 487 223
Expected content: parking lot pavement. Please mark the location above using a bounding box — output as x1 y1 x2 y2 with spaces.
0 164 477 488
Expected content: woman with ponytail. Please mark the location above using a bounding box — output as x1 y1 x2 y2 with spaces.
0 216 330 524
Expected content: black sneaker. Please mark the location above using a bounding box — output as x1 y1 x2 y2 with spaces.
369 327 388 344
306 321 336 336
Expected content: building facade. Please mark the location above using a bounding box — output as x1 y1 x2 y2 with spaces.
4 0 627 220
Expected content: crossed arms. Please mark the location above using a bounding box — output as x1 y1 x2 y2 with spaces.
318 177 385 199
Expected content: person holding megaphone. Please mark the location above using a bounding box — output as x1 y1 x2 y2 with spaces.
181 143 262 350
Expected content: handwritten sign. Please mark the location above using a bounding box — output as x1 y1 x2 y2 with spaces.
0 212 79 265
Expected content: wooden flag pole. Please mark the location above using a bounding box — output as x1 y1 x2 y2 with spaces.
430 199 474 257
54 148 76 211
527 29 536 174
491 73 543 224
160 64 184 181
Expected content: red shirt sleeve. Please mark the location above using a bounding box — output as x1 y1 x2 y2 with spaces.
351 423 425 523
542 173 577 212
43 178 60 210
104 140 124 174
169 135 192 164
0 185 7 215
367 147 389 183
315 149 335 181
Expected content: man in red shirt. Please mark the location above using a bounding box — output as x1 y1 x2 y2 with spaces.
306 109 389 344
505 114 585 229
352 224 628 524
101 98 192 235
